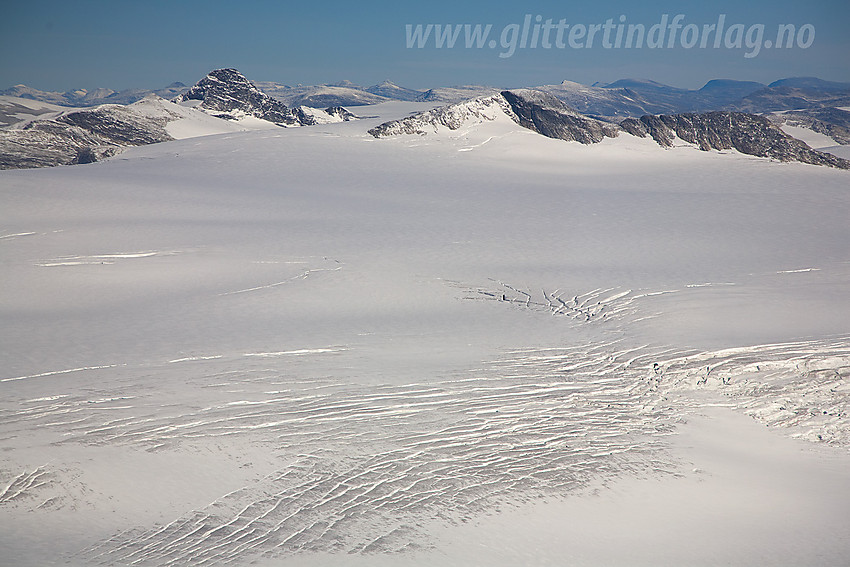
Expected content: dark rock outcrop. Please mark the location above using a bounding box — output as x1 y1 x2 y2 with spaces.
369 93 849 169
56 106 172 146
368 89 617 144
1 70 361 169
173 69 358 126
291 105 358 126
501 89 618 144
620 111 850 169
174 68 300 126
0 103 173 169
367 95 513 137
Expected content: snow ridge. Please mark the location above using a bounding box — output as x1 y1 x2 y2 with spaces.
368 89 617 144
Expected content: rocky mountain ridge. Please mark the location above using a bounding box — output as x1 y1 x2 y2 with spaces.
1 69 358 169
0 99 176 169
173 68 302 126
369 90 850 169
620 111 850 169
13 76 848 118
3 71 848 171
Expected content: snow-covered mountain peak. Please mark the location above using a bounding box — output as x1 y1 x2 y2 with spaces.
173 68 359 128
369 89 617 145
367 94 515 137
173 68 299 126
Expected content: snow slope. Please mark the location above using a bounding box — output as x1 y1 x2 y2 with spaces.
130 95 280 138
779 123 843 149
0 95 73 127
1 102 849 566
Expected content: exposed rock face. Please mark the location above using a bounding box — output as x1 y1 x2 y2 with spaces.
174 68 300 125
620 111 850 169
501 89 618 144
323 106 358 121
174 69 359 126
368 89 617 144
0 103 173 169
292 105 358 126
369 92 849 169
56 106 173 146
1 70 361 169
367 94 515 137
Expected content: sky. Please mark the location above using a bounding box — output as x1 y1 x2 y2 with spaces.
1 0 848 92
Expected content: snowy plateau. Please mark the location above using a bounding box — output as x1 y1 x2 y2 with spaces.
1 71 850 567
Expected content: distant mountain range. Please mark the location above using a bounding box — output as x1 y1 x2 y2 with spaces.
0 82 190 108
2 69 849 170
0 69 357 169
5 75 850 116
369 90 850 170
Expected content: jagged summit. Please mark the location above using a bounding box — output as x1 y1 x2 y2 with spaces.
174 68 300 126
173 68 357 127
1 69 358 169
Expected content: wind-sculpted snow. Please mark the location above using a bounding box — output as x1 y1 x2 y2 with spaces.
8 342 678 564
2 99 849 565
653 339 850 446
2 272 848 565
2 326 847 565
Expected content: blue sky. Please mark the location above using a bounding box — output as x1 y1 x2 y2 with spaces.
1 0 848 91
